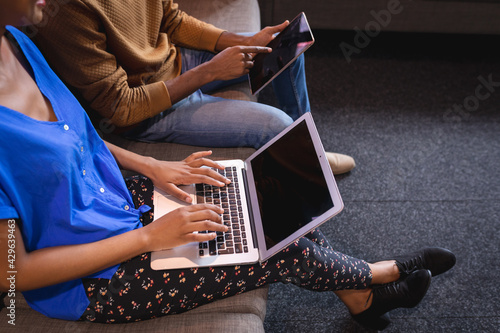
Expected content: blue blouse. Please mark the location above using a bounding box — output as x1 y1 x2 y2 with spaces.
0 27 148 320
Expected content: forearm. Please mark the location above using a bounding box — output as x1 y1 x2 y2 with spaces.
214 31 249 51
104 141 157 178
1 220 149 292
164 61 216 105
20 231 148 291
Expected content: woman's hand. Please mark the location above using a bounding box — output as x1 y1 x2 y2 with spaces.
142 204 227 251
149 151 230 203
103 143 230 203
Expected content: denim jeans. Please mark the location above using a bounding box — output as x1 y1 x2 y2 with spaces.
125 48 311 149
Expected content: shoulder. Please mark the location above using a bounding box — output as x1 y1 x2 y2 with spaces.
6 26 44 59
5 26 57 78
5 26 28 45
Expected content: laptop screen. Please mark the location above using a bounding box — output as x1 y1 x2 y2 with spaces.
250 119 334 250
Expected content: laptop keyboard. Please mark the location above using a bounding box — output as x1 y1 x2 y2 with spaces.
196 166 249 257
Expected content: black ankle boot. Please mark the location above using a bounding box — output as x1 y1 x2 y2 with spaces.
351 269 432 331
352 311 391 331
393 247 456 279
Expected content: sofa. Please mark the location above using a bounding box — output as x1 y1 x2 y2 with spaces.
0 1 269 332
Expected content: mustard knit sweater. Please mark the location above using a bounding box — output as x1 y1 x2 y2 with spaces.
34 0 224 127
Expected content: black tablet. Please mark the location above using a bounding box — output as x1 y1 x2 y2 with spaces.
249 12 315 95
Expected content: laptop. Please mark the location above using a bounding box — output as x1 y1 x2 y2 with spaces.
150 113 343 270
249 12 315 95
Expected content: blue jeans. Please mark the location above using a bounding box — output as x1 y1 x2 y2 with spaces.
125 48 311 149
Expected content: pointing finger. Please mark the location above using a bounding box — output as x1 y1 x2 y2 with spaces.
239 46 272 54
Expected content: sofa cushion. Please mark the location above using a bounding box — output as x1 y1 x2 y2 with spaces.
0 287 268 332
176 0 261 33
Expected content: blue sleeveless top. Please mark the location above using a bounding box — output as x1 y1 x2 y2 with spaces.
0 26 148 320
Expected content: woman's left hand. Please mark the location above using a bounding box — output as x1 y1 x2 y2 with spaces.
246 21 289 48
149 151 231 203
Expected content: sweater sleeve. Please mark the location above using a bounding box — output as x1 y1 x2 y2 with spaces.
161 1 225 52
34 1 172 127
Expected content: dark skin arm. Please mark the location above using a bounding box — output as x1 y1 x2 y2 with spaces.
0 143 232 293
0 143 235 292
0 205 225 292
104 142 230 203
164 21 289 106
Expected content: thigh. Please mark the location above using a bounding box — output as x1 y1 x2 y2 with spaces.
124 175 154 225
304 228 333 250
128 91 293 148
80 252 271 323
180 48 214 73
80 234 371 323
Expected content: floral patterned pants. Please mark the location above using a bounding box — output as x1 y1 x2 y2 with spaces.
80 176 372 323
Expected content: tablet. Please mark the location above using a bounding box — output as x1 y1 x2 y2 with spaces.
249 12 315 95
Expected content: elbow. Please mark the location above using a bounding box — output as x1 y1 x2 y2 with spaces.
89 81 162 129
0 280 9 293
109 110 139 128
95 102 145 129
92 85 152 128
1 270 40 293
0 274 17 294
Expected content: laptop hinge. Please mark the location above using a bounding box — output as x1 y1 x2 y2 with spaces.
241 168 258 249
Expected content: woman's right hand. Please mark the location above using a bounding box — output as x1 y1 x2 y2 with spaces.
0 206 224 292
142 204 227 252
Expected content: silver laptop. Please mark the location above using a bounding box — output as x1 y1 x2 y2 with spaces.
150 113 343 270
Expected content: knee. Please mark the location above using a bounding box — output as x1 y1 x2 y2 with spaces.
253 110 292 148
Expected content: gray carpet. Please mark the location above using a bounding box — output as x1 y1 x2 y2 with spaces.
259 30 500 332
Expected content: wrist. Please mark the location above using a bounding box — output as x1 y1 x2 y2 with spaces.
140 156 161 181
192 62 217 84
215 31 248 51
136 226 153 253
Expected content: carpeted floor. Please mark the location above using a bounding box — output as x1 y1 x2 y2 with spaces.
259 29 500 332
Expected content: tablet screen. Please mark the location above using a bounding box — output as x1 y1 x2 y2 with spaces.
249 12 314 95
